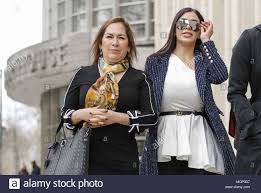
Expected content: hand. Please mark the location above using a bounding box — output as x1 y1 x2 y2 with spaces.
89 109 117 127
89 109 130 127
200 20 213 42
71 108 107 126
86 108 108 127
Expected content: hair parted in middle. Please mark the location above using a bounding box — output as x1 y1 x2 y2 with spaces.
90 17 137 65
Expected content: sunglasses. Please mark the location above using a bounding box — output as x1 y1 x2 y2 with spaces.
176 19 200 32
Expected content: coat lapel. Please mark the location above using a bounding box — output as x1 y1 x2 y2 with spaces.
194 50 207 102
150 53 170 113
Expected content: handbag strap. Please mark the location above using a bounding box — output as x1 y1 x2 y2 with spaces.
44 119 66 169
54 119 65 143
55 119 64 134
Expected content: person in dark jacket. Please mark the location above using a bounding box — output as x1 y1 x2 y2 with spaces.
31 160 41 175
61 17 157 175
228 24 261 175
140 7 235 175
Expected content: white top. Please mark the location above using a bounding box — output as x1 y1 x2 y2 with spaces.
157 54 224 174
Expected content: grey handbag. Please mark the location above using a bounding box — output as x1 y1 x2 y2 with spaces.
44 120 91 175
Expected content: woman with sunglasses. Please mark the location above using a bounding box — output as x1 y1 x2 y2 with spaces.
140 7 235 175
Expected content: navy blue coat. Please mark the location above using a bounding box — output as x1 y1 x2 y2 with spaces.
140 41 235 175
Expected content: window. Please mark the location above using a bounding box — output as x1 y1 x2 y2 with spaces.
48 8 52 38
131 24 146 38
93 0 113 8
72 14 86 32
71 0 87 32
58 20 65 37
93 9 112 27
57 1 66 37
91 0 154 41
119 5 145 22
92 0 113 27
119 0 146 39
58 2 65 18
149 23 155 37
90 0 154 42
149 0 154 37
72 0 86 14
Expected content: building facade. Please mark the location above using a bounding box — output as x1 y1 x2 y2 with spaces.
4 0 261 168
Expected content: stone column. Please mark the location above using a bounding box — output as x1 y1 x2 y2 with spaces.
41 88 60 169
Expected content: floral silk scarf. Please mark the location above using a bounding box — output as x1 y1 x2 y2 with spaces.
84 57 129 127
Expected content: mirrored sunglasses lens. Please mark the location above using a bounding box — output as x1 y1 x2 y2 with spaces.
176 21 183 29
190 23 197 31
188 21 200 31
177 19 200 31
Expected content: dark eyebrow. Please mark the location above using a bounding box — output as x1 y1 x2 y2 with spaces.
104 33 127 37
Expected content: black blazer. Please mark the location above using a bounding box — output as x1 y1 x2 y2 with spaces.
61 64 157 169
228 24 261 140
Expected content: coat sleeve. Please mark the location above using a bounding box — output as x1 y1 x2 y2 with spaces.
127 69 158 134
200 41 228 84
227 30 257 138
61 67 84 130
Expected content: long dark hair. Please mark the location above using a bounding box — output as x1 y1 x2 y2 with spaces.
154 7 204 56
90 17 137 65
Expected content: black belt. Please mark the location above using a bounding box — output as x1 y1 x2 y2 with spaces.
159 111 205 117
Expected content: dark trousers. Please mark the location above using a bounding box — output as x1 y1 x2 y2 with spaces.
88 168 138 175
88 160 139 175
158 157 217 175
235 134 261 175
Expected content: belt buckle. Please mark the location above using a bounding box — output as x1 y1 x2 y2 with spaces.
175 111 183 116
